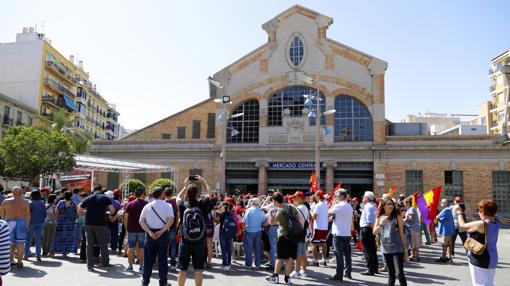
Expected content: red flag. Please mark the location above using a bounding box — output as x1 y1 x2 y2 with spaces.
386 186 397 197
334 181 342 191
425 186 442 221
309 171 318 193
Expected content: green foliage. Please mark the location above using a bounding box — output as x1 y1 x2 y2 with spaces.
119 178 146 193
149 178 176 191
0 126 75 182
50 109 92 154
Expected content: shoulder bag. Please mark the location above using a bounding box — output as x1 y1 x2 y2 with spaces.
464 222 487 255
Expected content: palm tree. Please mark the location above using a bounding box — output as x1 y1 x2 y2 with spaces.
50 109 92 154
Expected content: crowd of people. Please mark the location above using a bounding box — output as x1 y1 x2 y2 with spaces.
0 176 502 286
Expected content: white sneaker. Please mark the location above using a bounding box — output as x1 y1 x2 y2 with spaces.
226 265 231 270
289 271 299 279
299 270 307 277
220 266 227 270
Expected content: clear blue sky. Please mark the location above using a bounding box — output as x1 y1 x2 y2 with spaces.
1 0 508 130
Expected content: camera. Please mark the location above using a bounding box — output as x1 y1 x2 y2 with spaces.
188 175 199 181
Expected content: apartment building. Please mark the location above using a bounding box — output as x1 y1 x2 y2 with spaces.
0 27 120 140
0 92 37 139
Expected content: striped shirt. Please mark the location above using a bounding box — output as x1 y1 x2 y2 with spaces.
0 220 11 275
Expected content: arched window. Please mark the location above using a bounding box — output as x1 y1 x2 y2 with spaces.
268 86 325 126
289 36 304 66
227 100 259 143
334 96 373 142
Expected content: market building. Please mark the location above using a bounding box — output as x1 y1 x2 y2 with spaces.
91 5 510 213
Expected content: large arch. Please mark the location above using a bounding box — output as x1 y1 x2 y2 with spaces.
267 85 326 126
334 95 373 142
227 99 259 144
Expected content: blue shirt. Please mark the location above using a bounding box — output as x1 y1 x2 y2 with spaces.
242 206 266 233
437 207 454 236
360 202 376 228
72 194 81 205
29 200 47 225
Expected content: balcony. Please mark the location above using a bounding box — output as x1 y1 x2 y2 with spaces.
42 95 59 108
41 112 54 122
44 77 75 99
15 120 24 126
2 116 13 126
46 61 76 85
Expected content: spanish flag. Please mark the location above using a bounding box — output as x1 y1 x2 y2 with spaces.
309 171 319 193
386 186 397 197
412 186 442 225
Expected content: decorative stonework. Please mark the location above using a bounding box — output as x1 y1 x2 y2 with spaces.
260 59 268 74
287 119 305 134
328 42 371 67
226 46 266 76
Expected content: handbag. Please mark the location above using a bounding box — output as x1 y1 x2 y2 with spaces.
464 222 487 255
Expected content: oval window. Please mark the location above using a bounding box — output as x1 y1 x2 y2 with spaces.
289 36 304 67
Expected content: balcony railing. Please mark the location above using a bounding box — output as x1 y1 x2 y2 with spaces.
44 77 75 99
3 116 13 126
41 112 54 122
46 61 76 84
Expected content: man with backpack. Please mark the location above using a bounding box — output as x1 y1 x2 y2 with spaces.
265 192 304 285
164 186 179 271
176 176 211 286
289 191 311 279
139 187 175 286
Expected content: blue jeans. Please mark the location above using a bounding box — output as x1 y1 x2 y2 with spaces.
220 236 233 267
25 223 44 256
142 230 169 286
108 221 119 251
243 231 262 267
268 226 278 267
333 236 352 278
168 228 177 267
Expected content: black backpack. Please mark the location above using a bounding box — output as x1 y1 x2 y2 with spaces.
220 212 237 240
182 202 205 243
283 205 305 244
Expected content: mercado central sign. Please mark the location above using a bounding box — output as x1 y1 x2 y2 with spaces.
269 162 324 169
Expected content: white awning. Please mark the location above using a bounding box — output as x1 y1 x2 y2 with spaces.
75 155 176 173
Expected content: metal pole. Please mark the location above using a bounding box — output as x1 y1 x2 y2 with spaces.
315 85 321 186
220 103 227 194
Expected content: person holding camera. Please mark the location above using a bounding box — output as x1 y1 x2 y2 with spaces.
457 199 499 286
176 175 211 286
451 196 467 257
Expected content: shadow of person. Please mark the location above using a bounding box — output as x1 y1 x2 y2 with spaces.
10 265 48 278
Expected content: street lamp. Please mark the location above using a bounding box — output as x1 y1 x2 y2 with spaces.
296 74 335 185
208 76 243 194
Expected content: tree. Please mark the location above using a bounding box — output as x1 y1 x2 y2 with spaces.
149 178 176 191
0 126 75 185
119 178 145 193
50 109 93 154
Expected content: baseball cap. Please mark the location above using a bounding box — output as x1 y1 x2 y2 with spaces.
294 191 305 199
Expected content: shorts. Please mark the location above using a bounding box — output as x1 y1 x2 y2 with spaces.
439 235 452 246
277 236 297 260
127 232 146 248
7 219 26 244
177 242 206 272
312 229 328 243
410 229 422 249
296 242 306 256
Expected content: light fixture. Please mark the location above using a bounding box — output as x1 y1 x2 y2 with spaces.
222 95 231 104
323 109 336 116
213 98 222 103
229 112 244 119
207 76 224 88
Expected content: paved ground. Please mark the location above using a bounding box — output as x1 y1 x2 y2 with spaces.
5 229 510 285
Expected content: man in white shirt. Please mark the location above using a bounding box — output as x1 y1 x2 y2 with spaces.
311 190 329 266
328 189 353 281
139 187 175 286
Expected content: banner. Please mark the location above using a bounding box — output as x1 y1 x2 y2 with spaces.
60 169 93 193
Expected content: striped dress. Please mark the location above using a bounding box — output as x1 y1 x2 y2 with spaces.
0 220 11 275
